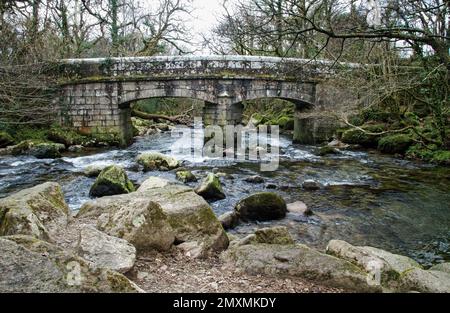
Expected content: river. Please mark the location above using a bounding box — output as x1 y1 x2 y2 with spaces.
0 129 449 267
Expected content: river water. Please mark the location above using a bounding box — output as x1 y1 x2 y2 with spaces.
0 129 449 267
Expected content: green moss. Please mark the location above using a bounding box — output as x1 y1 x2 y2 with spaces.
89 131 122 147
47 126 88 146
0 131 14 148
195 173 226 200
89 165 135 197
348 114 364 127
341 124 385 147
10 140 42 156
378 134 414 154
12 127 49 143
28 142 65 159
175 170 198 183
431 150 450 165
276 116 294 130
406 144 450 165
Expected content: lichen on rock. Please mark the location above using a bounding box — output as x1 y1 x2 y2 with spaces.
0 182 69 241
0 235 142 292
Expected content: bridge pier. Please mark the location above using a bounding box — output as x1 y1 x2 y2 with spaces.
58 83 133 147
203 102 243 126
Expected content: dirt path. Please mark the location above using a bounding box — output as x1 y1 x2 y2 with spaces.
127 250 345 293
56 217 344 293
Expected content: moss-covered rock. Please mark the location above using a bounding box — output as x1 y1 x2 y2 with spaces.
0 182 69 240
90 132 122 147
276 116 294 130
89 165 135 197
246 113 263 127
377 134 414 154
0 131 14 148
406 144 450 165
28 142 65 159
176 170 198 183
131 117 154 136
8 140 40 156
253 226 294 245
430 150 450 165
195 173 226 200
341 124 385 147
234 192 287 222
47 127 88 146
137 152 180 171
317 145 339 156
0 235 142 292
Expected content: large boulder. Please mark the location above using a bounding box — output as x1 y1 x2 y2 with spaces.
195 173 226 200
0 182 69 241
326 240 421 285
79 179 229 257
138 183 229 257
136 152 180 171
399 268 450 293
222 243 379 292
234 192 287 222
76 226 136 273
0 131 14 148
326 240 450 292
0 235 142 292
77 195 175 252
89 165 135 197
430 262 450 274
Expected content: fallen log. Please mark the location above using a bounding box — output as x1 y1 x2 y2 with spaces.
131 107 193 125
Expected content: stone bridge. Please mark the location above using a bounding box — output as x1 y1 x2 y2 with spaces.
56 55 356 146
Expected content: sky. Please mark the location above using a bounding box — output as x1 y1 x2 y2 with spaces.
188 0 225 53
